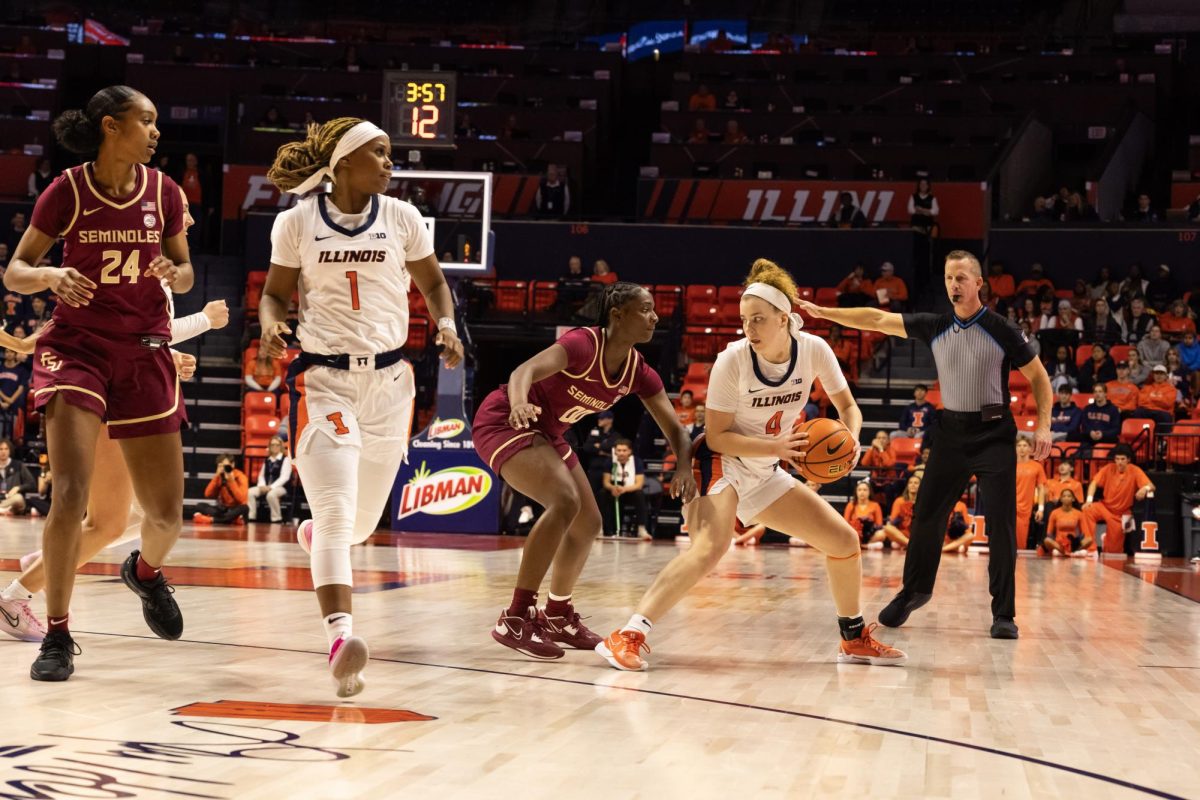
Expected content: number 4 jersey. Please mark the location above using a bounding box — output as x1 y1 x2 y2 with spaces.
270 193 434 355
30 163 184 338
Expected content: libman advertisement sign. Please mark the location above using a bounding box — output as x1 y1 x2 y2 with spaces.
391 361 500 533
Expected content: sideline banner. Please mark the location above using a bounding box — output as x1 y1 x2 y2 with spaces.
222 165 539 220
391 360 499 534
637 178 986 238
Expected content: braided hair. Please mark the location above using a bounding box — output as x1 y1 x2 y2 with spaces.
52 85 143 156
266 116 363 192
596 281 646 329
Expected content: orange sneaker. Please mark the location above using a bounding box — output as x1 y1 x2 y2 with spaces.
595 629 650 671
837 622 907 666
192 513 213 525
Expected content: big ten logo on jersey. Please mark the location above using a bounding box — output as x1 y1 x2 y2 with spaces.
368 231 387 240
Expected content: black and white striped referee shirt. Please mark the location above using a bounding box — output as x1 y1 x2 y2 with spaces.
901 307 1037 413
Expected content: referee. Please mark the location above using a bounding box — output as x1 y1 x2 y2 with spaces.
798 251 1052 639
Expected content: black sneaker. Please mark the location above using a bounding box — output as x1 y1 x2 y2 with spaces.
30 630 80 682
120 550 183 640
878 590 933 628
990 617 1019 639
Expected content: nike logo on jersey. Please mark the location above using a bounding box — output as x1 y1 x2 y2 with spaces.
314 235 336 241
1 607 20 628
748 387 764 393
83 207 103 216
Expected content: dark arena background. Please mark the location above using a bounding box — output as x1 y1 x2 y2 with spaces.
1 1 1199 798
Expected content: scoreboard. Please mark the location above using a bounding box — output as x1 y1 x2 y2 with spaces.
382 71 457 149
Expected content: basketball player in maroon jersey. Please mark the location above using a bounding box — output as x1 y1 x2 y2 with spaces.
6 86 192 681
473 282 698 659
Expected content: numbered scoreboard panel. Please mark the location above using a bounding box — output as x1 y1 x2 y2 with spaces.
382 71 457 149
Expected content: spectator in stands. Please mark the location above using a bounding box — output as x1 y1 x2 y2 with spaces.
591 259 617 284
26 158 52 200
943 500 973 554
1127 193 1160 223
0 439 35 516
500 114 528 140
247 436 292 524
908 178 938 234
1137 324 1168 366
1084 298 1126 346
688 118 713 144
1046 299 1083 332
835 263 873 305
978 281 1000 314
861 430 897 489
881 474 921 549
0 242 8 270
1088 267 1114 301
675 389 696 426
0 350 29 442
258 106 288 129
1125 348 1150 385
722 119 749 145
1028 196 1055 223
1046 461 1084 507
1046 344 1078 392
845 481 885 549
722 89 744 110
1069 279 1092 316
1044 489 1090 556
689 404 706 438
1019 320 1039 358
1164 348 1192 400
534 164 570 218
245 351 283 393
600 439 651 540
826 193 867 229
1146 264 1177 311
1084 381 1118 450
1188 193 1200 223
1078 343 1116 392
688 84 717 111
6 212 28 252
22 294 50 333
873 261 908 311
1158 299 1196 341
1106 361 1140 415
1124 296 1154 344
827 325 856 377
1050 384 1082 442
1080 443 1154 554
455 112 480 139
1015 263 1053 300
1178 331 1200 393
194 454 251 525
1132 364 1177 428
987 262 1016 301
891 383 936 441
580 410 619 475
1035 296 1057 331
22 455 51 517
1062 192 1098 222
335 44 369 71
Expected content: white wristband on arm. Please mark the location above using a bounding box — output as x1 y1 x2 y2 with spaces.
437 316 457 335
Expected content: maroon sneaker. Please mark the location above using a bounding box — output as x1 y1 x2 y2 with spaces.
539 608 603 650
492 607 564 660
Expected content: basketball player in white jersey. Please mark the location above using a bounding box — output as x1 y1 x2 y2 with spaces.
597 259 906 671
1 191 228 642
259 118 463 697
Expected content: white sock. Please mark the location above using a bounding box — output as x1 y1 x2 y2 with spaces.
548 591 571 605
322 612 353 648
621 614 652 636
2 579 33 602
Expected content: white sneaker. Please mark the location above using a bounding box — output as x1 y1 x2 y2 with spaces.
19 550 40 573
0 596 46 642
637 526 652 541
297 519 314 555
329 635 368 698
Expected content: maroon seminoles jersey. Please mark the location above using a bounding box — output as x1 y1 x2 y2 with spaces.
30 163 184 338
522 327 664 437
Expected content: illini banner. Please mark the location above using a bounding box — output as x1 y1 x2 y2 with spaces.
221 165 540 220
638 179 986 239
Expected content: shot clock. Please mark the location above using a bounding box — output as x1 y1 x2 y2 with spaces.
382 71 457 148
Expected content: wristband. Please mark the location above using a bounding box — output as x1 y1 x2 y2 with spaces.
1086 496 1094 504
436 316 457 334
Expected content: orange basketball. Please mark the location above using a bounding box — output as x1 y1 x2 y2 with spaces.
794 417 858 484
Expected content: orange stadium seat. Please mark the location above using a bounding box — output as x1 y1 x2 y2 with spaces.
814 287 839 306
685 285 717 309
1109 344 1131 363
685 361 714 382
796 286 814 302
717 285 744 306
243 391 276 419
653 285 683 319
530 280 558 312
1072 393 1093 409
1008 370 1030 393
891 437 922 464
494 280 529 314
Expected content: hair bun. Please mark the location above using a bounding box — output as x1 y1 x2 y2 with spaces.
52 109 102 155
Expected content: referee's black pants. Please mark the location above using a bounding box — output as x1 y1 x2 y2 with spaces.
903 411 1018 619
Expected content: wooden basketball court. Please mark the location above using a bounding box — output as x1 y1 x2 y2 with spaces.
2 519 1198 799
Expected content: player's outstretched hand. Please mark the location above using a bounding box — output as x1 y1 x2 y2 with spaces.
1032 427 1052 461
203 300 230 330
670 467 698 503
795 299 827 319
508 402 541 430
436 328 464 368
46 267 96 308
172 350 197 381
145 255 182 287
774 430 808 465
262 321 291 359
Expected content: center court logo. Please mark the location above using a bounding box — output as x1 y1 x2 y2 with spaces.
427 418 466 440
397 462 492 519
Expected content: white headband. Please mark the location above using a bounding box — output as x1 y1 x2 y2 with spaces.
742 282 804 337
287 121 389 195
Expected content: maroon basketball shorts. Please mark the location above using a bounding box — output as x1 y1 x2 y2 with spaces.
472 388 578 475
32 324 187 439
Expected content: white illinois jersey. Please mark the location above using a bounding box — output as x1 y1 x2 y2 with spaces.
269 193 434 355
704 333 849 481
